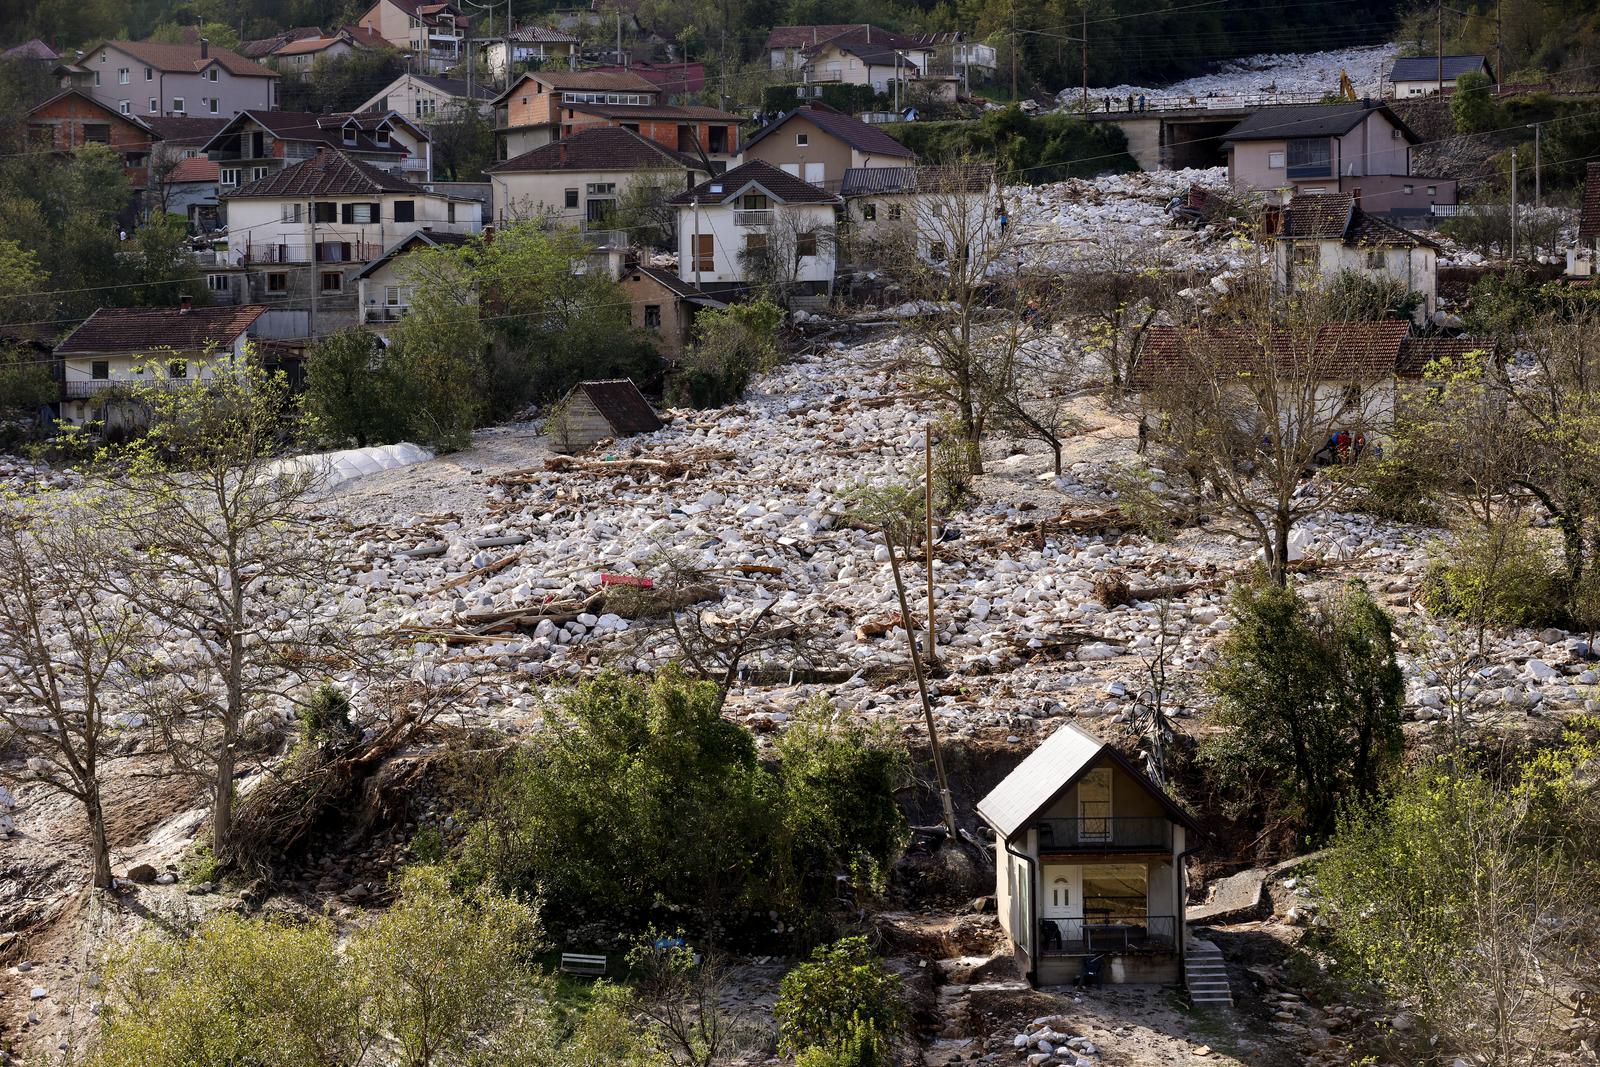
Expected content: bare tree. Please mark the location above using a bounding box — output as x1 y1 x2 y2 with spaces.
626 939 757 1067
738 206 837 307
0 498 144 887
1129 597 1185 789
1058 226 1175 398
1142 271 1392 585
90 354 351 864
877 163 1010 473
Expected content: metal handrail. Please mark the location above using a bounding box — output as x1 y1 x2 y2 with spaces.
1034 816 1173 851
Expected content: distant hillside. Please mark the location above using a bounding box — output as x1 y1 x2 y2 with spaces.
1391 0 1600 86
2 0 1405 96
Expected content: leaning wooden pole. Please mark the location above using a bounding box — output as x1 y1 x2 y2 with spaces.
885 525 958 837
924 425 938 668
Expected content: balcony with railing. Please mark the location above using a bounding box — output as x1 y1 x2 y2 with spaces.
362 305 410 323
1033 817 1174 853
734 209 773 228
240 241 385 265
1038 914 1178 955
62 378 203 400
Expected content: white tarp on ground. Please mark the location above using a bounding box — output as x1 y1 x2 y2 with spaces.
264 442 433 491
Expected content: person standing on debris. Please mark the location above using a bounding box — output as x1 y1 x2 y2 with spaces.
1353 432 1367 460
1127 93 1135 112
1137 416 1149 454
997 202 1010 232
1103 95 1111 111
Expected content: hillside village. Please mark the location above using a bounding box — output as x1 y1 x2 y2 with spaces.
1 1 1600 1066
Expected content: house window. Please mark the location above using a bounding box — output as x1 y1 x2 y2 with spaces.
693 233 713 272
209 98 219 114
394 200 415 222
342 202 378 224
740 192 769 210
343 127 357 145
1427 185 1438 196
313 201 337 223
644 304 661 328
148 97 158 113
565 188 579 209
416 98 436 118
171 98 185 113
168 360 187 379
93 71 100 86
266 272 289 292
1403 184 1414 195
119 100 131 114
282 203 304 222
252 166 267 180
220 168 240 186
91 360 109 380
744 232 768 254
1267 150 1285 169
207 274 230 291
1286 137 1331 177
375 130 390 146
861 203 876 221
929 242 947 262
1365 248 1386 269
118 68 129 84
796 132 808 146
1292 244 1320 269
321 271 344 291
145 67 153 80
83 124 110 144
384 285 412 306
448 202 457 223
888 203 902 220
587 183 617 196
207 69 218 81
796 232 818 257
1082 864 1147 919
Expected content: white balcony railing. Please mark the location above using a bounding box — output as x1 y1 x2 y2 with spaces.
734 209 773 228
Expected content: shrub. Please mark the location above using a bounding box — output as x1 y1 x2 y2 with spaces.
796 1017 887 1067
1450 70 1501 133
297 683 353 746
1205 578 1403 840
1343 455 1445 525
667 300 785 408
776 937 905 1060
302 328 415 448
1315 269 1424 322
1421 521 1567 628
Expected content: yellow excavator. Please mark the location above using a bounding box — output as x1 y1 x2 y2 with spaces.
1338 69 1357 100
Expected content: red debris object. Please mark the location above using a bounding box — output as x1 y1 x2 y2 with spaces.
601 573 654 588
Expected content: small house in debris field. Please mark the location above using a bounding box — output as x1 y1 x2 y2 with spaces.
547 378 663 453
1271 192 1439 320
979 724 1201 986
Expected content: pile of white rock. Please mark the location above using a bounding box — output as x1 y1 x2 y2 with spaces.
0 455 80 495
1012 1016 1098 1067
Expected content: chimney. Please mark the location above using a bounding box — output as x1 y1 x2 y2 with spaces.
179 294 193 313
559 141 568 165
1351 187 1362 209
200 37 209 59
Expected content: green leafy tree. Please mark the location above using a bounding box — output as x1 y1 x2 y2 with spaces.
1316 269 1424 322
89 914 363 1067
127 212 205 307
775 937 906 1061
1450 69 1501 133
303 326 415 447
388 242 486 450
428 103 497 182
1205 578 1404 841
1319 719 1600 1066
668 299 785 408
353 865 545 1067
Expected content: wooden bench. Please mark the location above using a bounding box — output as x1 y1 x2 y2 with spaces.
559 952 607 977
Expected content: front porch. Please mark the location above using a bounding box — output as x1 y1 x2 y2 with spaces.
1036 914 1182 985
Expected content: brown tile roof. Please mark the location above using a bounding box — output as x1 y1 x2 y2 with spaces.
573 379 662 435
628 265 726 303
143 116 230 144
1280 193 1437 248
274 36 352 56
168 156 220 182
3 39 60 61
1281 193 1355 238
487 125 701 173
1395 336 1490 379
1132 321 1413 390
743 104 915 160
98 39 279 79
765 24 881 49
203 110 409 156
1580 162 1600 242
668 158 840 205
224 147 424 198
56 305 266 355
240 27 322 58
504 25 580 43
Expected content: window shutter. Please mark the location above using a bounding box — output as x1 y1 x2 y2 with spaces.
341 203 354 224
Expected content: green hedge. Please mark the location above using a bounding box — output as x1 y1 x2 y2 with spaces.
883 106 1136 183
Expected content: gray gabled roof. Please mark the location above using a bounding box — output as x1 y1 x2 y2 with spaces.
975 722 1200 842
1222 102 1419 145
1389 54 1491 82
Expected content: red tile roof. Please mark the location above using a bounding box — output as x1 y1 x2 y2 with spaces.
1395 336 1490 379
1132 321 1413 390
167 156 220 182
224 147 424 198
1280 193 1438 248
743 104 915 160
487 125 701 173
56 305 266 355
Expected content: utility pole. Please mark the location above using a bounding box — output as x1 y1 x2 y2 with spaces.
924 426 937 667
884 523 957 838
617 10 623 67
1510 146 1518 261
1080 3 1088 109
1495 0 1503 93
1533 121 1541 209
1436 0 1443 95
1010 0 1018 102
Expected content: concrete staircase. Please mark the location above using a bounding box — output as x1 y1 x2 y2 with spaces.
1185 938 1233 1008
